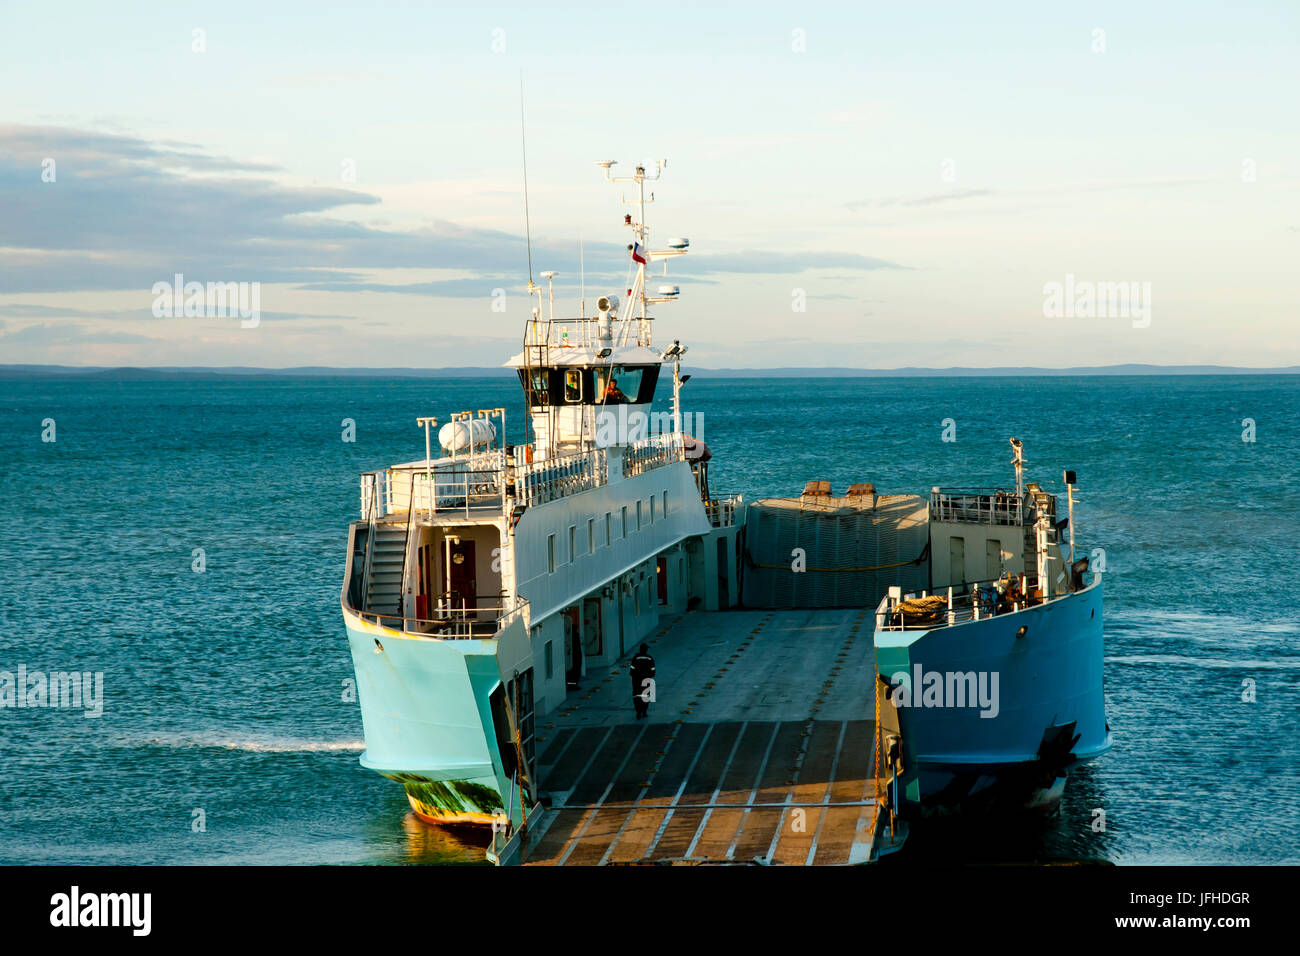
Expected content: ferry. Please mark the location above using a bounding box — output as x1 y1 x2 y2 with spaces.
339 161 1110 863
871 443 1111 812
340 160 745 837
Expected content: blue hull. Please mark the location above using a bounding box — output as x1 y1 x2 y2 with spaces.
874 579 1110 810
344 611 520 826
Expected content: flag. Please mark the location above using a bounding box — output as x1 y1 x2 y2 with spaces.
630 241 647 265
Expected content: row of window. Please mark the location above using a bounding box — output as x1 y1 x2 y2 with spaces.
518 364 661 407
545 491 670 573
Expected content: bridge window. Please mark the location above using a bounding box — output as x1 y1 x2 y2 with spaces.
595 365 646 404
564 369 583 403
519 364 660 407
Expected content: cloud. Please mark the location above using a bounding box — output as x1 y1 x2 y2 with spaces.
681 251 905 274
0 322 153 346
846 177 1213 211
0 303 130 319
0 124 906 299
848 188 995 210
0 302 356 322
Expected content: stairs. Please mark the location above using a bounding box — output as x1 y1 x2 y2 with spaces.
365 525 409 617
1022 521 1037 577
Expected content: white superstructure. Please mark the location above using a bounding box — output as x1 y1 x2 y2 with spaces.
342 161 743 798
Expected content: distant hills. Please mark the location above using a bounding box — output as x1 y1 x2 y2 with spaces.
1 363 1298 381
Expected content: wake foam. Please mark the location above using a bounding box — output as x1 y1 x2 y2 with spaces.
130 732 366 753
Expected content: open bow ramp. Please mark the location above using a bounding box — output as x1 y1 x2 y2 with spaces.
513 609 905 866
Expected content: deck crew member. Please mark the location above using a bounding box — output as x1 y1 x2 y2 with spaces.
601 376 628 403
630 644 656 719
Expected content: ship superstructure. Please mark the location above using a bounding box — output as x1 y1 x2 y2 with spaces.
340 161 743 832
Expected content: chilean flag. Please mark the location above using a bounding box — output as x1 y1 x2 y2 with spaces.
630 241 648 266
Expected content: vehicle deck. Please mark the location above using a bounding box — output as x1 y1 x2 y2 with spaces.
521 609 902 865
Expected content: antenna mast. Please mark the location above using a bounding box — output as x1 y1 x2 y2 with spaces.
520 74 534 288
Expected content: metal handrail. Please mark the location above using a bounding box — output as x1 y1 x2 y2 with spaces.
361 455 507 519
359 473 379 607
624 432 684 478
930 489 1027 526
359 436 688 520
356 595 530 640
525 315 656 349
875 573 1045 631
517 446 607 507
705 493 742 528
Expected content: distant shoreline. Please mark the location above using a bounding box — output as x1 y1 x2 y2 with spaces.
2 363 1299 381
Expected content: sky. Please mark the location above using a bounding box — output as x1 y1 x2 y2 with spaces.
1 0 1297 369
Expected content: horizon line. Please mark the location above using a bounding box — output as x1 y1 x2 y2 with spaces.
3 362 1300 379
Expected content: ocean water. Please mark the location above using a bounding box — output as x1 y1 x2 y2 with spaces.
1 373 1296 865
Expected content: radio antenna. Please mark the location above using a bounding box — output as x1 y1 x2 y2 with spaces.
519 73 534 287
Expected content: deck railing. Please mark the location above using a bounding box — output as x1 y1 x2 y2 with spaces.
624 432 685 478
875 573 1045 631
705 493 743 528
361 450 507 519
930 488 1026 526
357 595 530 640
358 436 690 521
517 446 607 508
524 315 656 349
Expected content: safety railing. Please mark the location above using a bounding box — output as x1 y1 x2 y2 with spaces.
875 573 1045 631
524 315 656 349
516 447 607 508
360 450 507 520
705 493 743 528
356 595 530 640
358 436 689 520
623 432 684 478
930 488 1026 526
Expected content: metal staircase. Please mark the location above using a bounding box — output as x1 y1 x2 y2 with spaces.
364 525 408 617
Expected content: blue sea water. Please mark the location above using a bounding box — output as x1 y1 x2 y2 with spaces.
1 373 1296 865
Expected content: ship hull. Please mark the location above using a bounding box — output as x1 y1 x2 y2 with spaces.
343 608 523 828
874 579 1109 812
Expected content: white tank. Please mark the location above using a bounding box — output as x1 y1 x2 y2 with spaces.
439 418 496 452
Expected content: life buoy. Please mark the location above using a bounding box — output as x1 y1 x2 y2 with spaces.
524 444 534 464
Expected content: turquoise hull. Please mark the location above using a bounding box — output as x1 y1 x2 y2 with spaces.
344 615 520 826
874 579 1110 809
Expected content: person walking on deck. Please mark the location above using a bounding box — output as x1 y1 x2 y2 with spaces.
630 644 656 719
